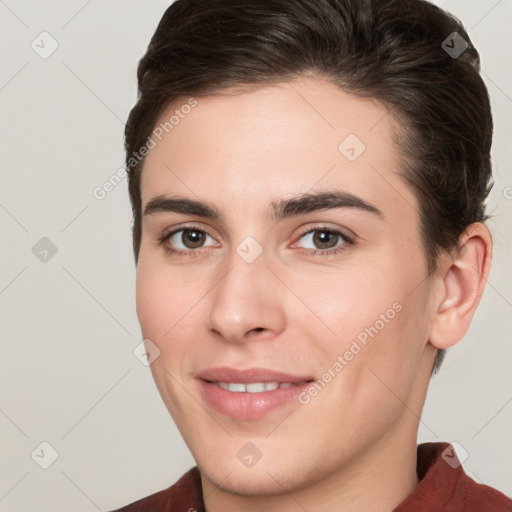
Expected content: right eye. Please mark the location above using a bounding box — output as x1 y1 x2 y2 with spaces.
158 225 218 257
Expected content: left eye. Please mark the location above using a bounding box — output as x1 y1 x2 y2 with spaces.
296 228 350 251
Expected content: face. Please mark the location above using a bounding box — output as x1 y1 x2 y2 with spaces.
136 76 439 496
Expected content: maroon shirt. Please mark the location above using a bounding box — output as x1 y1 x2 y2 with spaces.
110 442 512 511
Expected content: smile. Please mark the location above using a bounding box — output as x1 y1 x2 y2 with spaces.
211 381 300 392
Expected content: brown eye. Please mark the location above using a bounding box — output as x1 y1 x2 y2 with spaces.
179 229 207 249
311 230 339 249
298 228 350 251
159 225 217 257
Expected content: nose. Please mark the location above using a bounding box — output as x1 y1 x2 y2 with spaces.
206 248 286 345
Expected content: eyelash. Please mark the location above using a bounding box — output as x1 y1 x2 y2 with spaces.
157 224 355 259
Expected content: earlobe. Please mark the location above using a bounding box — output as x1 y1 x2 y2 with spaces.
429 223 492 350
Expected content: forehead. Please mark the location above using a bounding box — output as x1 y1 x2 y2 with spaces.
139 76 417 222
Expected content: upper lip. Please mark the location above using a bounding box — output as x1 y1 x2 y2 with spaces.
197 367 314 383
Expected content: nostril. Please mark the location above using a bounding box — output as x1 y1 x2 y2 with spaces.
245 327 265 337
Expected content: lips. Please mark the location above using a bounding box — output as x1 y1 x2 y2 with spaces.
196 367 314 419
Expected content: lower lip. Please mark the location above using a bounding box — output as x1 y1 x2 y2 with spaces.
199 380 311 420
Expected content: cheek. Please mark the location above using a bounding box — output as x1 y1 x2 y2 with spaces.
135 265 163 335
135 264 197 409
135 263 187 341
290 258 428 375
288 265 400 343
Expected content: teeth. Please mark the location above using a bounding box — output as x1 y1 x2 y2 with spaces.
246 382 266 393
228 383 246 392
215 381 296 392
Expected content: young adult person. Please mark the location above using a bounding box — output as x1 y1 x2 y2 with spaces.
111 0 512 510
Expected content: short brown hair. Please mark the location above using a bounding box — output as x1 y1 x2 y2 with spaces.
124 0 494 373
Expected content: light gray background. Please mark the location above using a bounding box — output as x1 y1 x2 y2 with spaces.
0 1 510 511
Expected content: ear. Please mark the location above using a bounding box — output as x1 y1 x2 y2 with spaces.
429 222 493 350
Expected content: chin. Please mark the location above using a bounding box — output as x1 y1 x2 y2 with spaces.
199 461 305 497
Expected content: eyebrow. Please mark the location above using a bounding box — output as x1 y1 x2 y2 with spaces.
143 190 384 222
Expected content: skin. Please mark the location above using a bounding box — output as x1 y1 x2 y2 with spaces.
135 76 492 512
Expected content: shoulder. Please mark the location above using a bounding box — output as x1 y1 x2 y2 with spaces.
108 466 204 512
459 472 512 511
410 442 512 511
395 443 511 511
